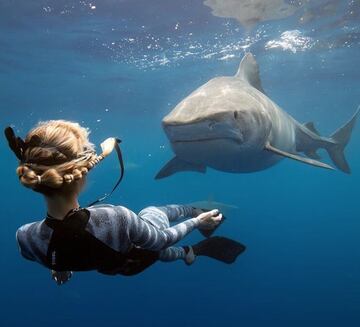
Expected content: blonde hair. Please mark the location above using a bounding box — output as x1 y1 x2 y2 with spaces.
16 120 102 195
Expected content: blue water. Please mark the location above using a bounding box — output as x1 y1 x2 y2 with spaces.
1 1 359 326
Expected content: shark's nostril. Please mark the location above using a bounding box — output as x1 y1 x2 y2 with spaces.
208 122 215 130
234 111 238 120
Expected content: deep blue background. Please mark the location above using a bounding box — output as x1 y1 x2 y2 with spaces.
0 1 359 326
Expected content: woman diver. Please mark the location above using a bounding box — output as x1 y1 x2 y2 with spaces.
5 120 245 285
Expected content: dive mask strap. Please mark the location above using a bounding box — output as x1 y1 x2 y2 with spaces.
4 126 41 161
87 138 124 207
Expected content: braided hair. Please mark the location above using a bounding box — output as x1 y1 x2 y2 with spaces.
14 120 103 196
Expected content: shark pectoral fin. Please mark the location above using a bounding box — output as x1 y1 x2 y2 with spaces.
155 157 206 179
264 143 335 171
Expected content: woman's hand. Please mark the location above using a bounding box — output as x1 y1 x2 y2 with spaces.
51 270 73 286
196 209 223 229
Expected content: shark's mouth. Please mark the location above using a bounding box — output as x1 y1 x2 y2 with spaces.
172 136 242 144
164 120 244 144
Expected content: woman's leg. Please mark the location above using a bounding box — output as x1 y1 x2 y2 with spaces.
159 246 187 262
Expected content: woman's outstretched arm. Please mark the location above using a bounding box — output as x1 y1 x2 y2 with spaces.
148 205 199 222
128 207 222 251
87 205 221 253
128 209 201 250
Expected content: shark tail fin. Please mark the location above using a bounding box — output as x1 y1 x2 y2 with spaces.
326 106 360 174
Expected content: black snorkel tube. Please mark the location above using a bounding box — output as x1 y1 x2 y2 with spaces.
87 137 125 206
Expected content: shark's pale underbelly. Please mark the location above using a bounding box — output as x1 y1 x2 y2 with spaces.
171 138 285 173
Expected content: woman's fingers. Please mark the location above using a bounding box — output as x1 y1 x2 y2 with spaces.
211 213 223 225
197 209 223 228
209 214 222 224
198 209 219 219
210 209 219 216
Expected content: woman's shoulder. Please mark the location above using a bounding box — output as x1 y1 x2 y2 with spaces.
16 220 51 243
16 220 51 262
16 220 43 237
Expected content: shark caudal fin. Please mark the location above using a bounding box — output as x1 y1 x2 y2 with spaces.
326 106 360 174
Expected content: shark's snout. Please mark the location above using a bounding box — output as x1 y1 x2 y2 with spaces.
163 119 244 144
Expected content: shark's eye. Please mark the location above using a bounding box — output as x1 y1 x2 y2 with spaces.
234 111 238 119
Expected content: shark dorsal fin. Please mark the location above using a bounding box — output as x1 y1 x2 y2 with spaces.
235 53 265 94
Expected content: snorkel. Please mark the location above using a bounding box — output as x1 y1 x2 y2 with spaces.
87 137 125 206
4 126 125 206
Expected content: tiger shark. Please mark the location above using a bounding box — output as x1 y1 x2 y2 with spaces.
156 53 359 179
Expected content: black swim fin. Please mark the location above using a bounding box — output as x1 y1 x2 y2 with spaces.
192 236 246 264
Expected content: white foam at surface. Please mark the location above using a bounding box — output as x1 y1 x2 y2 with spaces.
265 30 316 53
